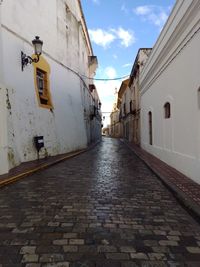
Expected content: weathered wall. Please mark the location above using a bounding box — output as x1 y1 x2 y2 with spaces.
0 0 100 173
140 0 200 183
0 2 9 174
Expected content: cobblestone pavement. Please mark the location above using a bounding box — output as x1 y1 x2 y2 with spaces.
1 138 200 267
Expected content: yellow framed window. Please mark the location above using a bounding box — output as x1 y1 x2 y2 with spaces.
33 56 53 109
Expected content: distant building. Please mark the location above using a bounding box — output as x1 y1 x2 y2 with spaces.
102 126 110 137
140 0 200 183
128 48 152 145
117 79 129 139
0 0 101 175
110 88 121 138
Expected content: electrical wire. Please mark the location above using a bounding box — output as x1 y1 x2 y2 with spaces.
81 74 130 81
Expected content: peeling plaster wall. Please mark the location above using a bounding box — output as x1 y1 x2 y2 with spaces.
0 0 99 173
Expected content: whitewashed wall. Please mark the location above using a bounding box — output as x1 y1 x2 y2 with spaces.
0 2 9 174
0 0 100 174
140 0 200 183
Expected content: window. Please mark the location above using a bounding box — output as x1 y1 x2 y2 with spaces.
164 102 171 118
148 111 153 145
130 100 132 113
36 68 49 105
123 103 126 115
198 88 200 109
33 56 53 109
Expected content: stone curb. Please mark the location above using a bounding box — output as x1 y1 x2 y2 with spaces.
0 140 100 189
121 139 200 220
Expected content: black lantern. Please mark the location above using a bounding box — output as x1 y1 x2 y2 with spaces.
21 36 43 71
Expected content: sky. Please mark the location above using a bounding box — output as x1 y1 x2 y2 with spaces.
81 0 176 127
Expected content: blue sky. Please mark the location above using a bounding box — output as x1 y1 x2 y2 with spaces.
81 0 176 125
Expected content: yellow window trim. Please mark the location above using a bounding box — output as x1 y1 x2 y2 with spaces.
33 55 53 109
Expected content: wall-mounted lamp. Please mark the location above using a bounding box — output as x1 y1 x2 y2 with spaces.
98 102 102 110
21 36 43 71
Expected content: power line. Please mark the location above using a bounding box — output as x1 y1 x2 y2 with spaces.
81 74 129 81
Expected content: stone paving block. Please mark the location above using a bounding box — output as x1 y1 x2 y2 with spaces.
167 235 180 241
63 233 78 239
97 245 117 252
106 253 130 260
61 223 74 227
22 254 39 263
159 240 178 246
148 252 167 260
120 246 136 253
41 263 69 267
53 239 68 245
152 246 169 253
69 239 84 245
48 222 60 227
143 261 168 267
144 240 158 247
96 260 121 267
153 230 167 235
36 246 61 254
63 245 78 252
20 246 36 254
168 231 181 236
104 223 116 228
25 264 41 267
186 246 200 253
167 261 185 267
121 262 139 267
39 254 64 263
130 252 148 260
10 239 29 245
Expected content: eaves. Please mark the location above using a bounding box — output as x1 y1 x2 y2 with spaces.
140 0 200 95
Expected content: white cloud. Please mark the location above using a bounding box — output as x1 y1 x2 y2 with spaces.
122 63 132 68
133 5 169 29
112 27 136 47
134 5 152 15
89 27 136 48
88 29 116 48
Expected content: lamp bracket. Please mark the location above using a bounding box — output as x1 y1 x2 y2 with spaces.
21 51 40 71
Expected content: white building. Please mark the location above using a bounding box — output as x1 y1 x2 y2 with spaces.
140 0 200 183
0 0 101 175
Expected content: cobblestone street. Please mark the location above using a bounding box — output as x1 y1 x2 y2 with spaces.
1 138 200 267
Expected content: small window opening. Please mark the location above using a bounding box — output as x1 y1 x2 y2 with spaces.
198 88 200 109
164 102 171 119
130 100 132 113
36 68 51 106
148 111 153 145
123 103 126 116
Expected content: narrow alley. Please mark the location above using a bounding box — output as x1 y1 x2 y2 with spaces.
0 138 200 267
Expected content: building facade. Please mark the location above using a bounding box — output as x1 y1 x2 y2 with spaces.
117 79 129 140
128 48 152 145
110 89 121 138
0 0 101 175
140 0 200 184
